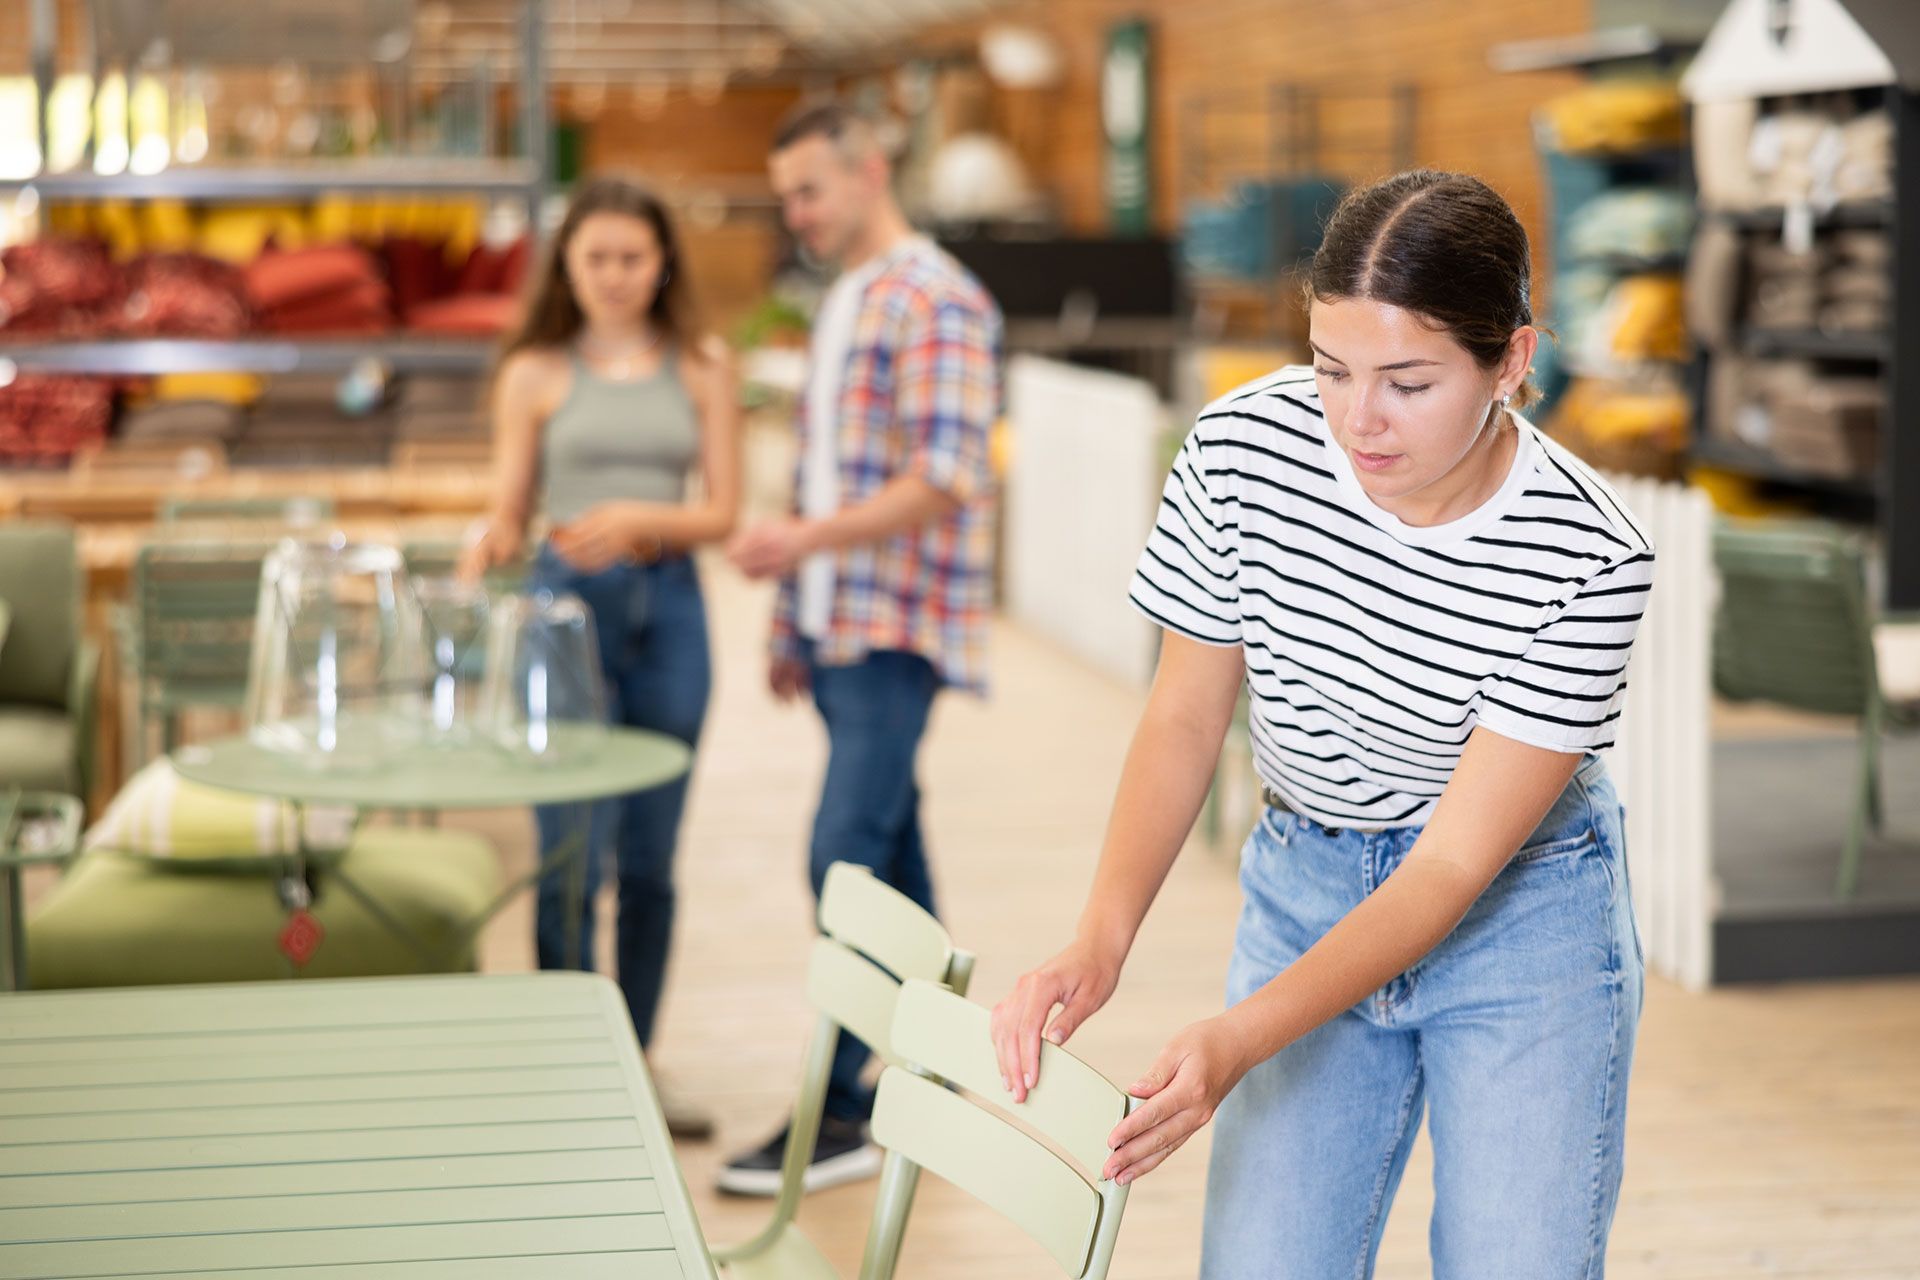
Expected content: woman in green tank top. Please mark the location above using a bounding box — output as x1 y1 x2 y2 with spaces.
462 176 741 1139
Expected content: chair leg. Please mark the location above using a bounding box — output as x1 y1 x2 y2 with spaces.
1866 725 1886 835
1837 720 1878 900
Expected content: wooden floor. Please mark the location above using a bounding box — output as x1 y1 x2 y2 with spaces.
28 560 1920 1277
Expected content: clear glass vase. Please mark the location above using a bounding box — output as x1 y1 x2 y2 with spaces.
413 575 494 747
478 590 608 764
244 536 428 770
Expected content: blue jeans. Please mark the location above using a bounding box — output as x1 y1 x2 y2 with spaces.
804 643 941 1121
1202 756 1644 1280
529 546 711 1050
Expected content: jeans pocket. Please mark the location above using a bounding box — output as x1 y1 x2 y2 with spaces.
1509 826 1599 868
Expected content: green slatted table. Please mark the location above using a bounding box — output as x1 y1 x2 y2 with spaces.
0 972 718 1279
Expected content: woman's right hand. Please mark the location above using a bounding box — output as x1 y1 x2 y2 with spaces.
990 936 1125 1104
457 522 522 584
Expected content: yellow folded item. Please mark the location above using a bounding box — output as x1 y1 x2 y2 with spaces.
153 373 263 405
84 759 357 869
139 199 198 252
1541 81 1687 154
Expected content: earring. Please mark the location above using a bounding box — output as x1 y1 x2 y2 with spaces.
1501 393 1513 406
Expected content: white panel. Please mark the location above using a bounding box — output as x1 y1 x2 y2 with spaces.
1606 476 1716 991
1683 0 1895 102
1005 356 1166 688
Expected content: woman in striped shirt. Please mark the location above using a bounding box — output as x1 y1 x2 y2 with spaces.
993 171 1652 1278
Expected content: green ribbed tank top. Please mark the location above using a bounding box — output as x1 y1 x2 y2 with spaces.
541 350 699 525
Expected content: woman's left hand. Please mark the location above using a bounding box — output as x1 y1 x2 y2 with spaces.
551 503 652 572
1103 1014 1257 1186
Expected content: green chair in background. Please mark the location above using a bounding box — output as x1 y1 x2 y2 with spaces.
1713 519 1920 898
121 538 278 772
859 981 1139 1280
0 523 99 806
712 862 974 1280
159 495 336 525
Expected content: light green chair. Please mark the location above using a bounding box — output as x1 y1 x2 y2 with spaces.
0 523 99 805
859 981 1139 1280
1713 519 1920 898
121 538 278 772
713 862 975 1280
159 496 336 525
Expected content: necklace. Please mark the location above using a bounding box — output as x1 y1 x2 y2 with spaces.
577 328 662 380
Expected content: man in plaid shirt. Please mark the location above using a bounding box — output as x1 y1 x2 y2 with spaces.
725 103 1002 1195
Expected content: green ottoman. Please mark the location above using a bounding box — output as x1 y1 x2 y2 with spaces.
26 827 501 988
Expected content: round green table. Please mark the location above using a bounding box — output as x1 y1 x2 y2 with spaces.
171 724 691 972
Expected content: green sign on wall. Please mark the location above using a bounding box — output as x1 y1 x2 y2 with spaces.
1103 18 1153 236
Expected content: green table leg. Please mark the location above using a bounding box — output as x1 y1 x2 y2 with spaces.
2 864 25 993
562 802 590 971
1 789 22 992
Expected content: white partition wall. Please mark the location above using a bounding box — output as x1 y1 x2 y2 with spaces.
1608 476 1718 991
1004 356 1168 687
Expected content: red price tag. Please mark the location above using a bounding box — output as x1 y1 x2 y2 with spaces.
278 910 325 967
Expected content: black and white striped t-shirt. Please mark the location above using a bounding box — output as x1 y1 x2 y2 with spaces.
1130 366 1655 830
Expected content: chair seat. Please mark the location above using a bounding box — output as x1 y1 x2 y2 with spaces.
27 826 500 988
716 1226 842 1280
0 705 79 793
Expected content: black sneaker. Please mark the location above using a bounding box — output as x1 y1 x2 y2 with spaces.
715 1115 882 1197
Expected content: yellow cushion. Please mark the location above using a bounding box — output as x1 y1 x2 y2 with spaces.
84 759 356 869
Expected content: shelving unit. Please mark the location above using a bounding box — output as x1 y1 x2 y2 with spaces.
1681 0 1920 606
0 162 543 204
2 1 549 387
0 338 496 377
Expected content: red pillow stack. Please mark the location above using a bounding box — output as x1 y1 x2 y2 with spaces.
245 245 392 335
0 375 114 464
406 235 532 337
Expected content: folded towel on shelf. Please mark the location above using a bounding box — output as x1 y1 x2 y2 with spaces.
1818 299 1889 333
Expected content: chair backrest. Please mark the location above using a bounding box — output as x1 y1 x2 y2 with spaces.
0 522 80 709
806 862 966 1061
129 538 278 703
862 981 1136 1280
160 496 336 525
1713 520 1879 717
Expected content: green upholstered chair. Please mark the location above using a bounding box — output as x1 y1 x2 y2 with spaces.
0 523 99 805
1713 519 1920 898
26 824 500 988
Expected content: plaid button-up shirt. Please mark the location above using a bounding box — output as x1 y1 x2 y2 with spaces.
771 239 1001 693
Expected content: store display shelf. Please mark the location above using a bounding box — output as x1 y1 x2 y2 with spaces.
1690 434 1878 498
1713 201 1895 231
1489 25 1699 74
0 160 541 202
1741 329 1889 362
1581 251 1688 274
0 337 496 376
